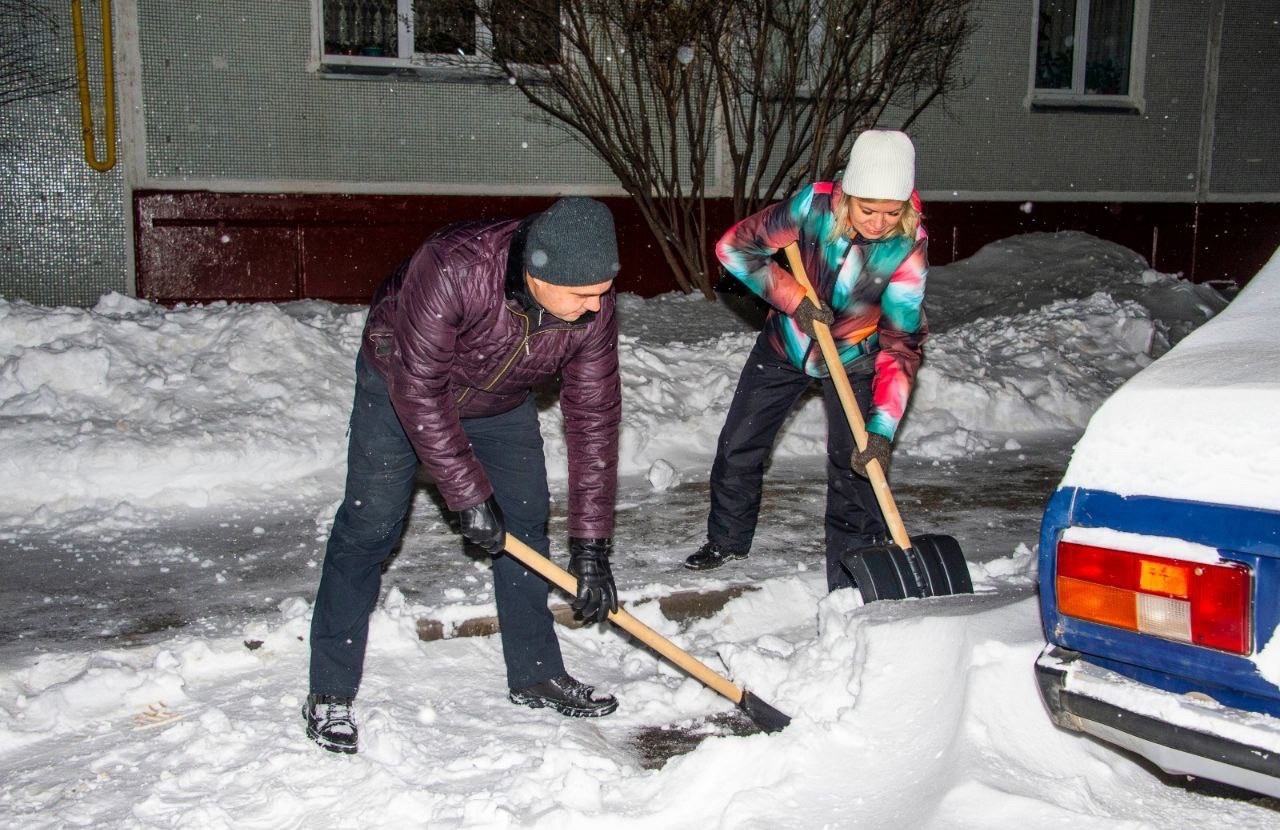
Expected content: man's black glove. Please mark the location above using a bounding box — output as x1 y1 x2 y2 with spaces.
568 537 618 624
792 296 834 339
459 495 505 554
850 433 892 478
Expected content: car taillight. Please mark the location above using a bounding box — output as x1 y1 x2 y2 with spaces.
1056 539 1252 655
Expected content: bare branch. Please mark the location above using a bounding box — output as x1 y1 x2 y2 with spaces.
456 0 974 295
0 1 75 108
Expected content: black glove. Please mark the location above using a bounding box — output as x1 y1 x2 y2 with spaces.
850 433 892 478
459 495 505 554
568 537 618 624
792 296 834 339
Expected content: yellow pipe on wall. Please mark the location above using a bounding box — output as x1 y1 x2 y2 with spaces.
71 0 117 173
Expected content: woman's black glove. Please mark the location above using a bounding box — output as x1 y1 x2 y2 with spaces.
568 537 618 624
792 296 834 339
850 433 892 478
459 495 505 554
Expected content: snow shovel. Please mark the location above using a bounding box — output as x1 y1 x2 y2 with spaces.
783 243 973 602
502 533 791 733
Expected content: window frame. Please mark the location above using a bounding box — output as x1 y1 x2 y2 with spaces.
1025 0 1150 112
308 0 559 78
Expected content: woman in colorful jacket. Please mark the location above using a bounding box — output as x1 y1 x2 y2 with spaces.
685 130 929 592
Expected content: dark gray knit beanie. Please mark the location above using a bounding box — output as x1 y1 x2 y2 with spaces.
524 197 621 286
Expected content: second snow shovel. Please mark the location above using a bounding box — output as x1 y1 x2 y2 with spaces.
501 533 791 733
783 243 973 603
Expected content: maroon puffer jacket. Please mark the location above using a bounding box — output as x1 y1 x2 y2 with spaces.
361 218 620 538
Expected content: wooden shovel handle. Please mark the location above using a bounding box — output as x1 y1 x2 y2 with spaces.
783 243 913 551
501 533 746 705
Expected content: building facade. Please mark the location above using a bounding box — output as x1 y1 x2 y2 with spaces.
2 0 1277 306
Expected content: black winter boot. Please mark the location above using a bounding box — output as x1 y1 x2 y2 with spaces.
509 674 618 718
683 539 747 571
303 693 358 754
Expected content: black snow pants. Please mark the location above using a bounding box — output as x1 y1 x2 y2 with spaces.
706 334 888 591
309 350 565 699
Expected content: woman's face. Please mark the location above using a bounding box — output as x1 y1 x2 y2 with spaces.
849 197 907 240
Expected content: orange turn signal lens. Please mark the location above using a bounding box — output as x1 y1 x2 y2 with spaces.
1058 576 1137 630
1138 559 1189 597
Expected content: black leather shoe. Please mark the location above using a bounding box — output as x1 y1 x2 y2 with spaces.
509 674 618 718
683 540 747 571
303 693 358 754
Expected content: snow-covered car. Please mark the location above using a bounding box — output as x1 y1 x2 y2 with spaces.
1035 247 1280 798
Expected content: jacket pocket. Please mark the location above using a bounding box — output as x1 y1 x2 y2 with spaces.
368 331 394 357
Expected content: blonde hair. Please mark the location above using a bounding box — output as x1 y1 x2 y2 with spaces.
829 195 920 243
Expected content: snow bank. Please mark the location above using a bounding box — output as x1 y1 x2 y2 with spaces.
0 233 1222 517
3 574 1269 827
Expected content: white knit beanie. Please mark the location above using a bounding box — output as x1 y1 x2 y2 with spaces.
841 130 915 200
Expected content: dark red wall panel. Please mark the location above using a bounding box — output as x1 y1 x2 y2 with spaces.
135 190 1280 305
140 224 300 301
134 191 688 304
299 225 421 303
1193 203 1280 288
922 201 1194 277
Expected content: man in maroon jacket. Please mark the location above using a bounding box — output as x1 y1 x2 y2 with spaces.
304 198 624 754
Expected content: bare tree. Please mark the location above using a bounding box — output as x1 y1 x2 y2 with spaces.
465 0 972 296
712 0 972 220
0 0 75 108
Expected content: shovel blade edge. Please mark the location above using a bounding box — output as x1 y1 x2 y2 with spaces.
912 533 974 596
738 689 792 734
841 534 973 603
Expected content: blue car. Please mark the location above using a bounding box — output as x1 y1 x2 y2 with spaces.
1035 248 1280 798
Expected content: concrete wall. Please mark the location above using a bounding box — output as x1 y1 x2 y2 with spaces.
0 0 128 306
136 0 613 189
1209 0 1280 197
3 0 1278 306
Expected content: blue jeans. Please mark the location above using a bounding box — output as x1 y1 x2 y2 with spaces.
309 351 565 698
707 336 887 591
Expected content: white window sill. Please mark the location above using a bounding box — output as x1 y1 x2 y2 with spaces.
314 56 549 85
1027 91 1145 114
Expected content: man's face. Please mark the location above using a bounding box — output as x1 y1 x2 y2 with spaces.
849 197 907 240
525 274 614 322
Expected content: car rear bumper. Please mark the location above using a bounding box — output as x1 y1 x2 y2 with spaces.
1035 644 1280 798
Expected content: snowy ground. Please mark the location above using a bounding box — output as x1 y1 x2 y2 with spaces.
3 232 1277 827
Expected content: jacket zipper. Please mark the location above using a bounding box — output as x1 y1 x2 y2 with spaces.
453 305 578 406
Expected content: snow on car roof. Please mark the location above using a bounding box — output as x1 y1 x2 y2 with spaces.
1061 245 1280 512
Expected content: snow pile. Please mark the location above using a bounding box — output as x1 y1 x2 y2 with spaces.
2 585 1269 827
0 296 365 514
2 233 1276 828
0 232 1222 518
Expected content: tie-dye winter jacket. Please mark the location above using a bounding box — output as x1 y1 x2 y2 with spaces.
715 180 929 441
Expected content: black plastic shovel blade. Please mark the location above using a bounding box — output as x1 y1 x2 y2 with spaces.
841 533 973 603
912 534 974 596
738 689 792 733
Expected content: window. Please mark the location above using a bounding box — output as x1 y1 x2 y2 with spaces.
760 15 885 101
321 0 407 62
315 0 560 73
1028 0 1148 110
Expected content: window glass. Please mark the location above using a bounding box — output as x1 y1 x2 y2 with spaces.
324 0 399 58
491 0 560 66
1035 0 1135 95
416 0 477 57
320 0 561 69
1035 0 1077 90
1084 0 1134 94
